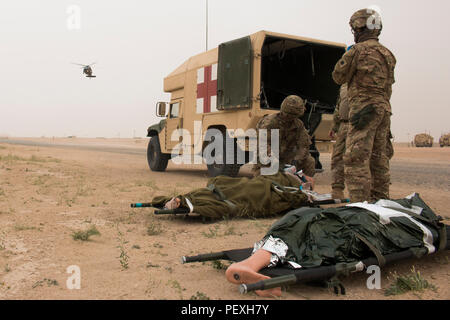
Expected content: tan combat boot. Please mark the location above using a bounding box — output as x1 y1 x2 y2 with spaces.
332 189 345 200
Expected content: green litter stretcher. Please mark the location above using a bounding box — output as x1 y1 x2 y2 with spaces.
131 172 349 219
181 193 449 295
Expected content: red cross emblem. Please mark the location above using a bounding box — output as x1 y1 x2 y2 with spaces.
196 64 218 114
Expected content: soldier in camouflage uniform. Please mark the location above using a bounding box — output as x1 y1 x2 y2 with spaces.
330 84 350 199
252 95 316 178
330 84 395 200
150 171 310 220
332 9 396 202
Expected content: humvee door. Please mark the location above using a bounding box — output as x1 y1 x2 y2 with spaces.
165 101 183 151
217 36 253 110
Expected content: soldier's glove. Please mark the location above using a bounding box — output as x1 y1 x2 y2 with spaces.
350 105 375 130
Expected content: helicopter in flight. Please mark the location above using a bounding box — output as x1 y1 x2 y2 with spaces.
72 62 97 78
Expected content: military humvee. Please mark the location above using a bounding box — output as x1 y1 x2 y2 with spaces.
439 133 450 147
413 133 434 148
147 30 346 177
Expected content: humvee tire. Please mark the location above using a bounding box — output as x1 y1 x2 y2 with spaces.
205 131 241 177
147 137 170 172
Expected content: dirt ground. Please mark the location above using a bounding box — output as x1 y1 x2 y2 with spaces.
0 137 449 300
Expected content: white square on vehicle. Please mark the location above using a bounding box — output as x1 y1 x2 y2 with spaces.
197 68 204 84
196 98 204 114
211 63 218 81
211 95 217 113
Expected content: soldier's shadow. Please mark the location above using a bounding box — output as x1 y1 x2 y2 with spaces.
164 168 210 178
157 213 221 225
164 168 254 179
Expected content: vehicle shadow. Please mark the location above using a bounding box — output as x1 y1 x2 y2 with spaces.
162 164 254 178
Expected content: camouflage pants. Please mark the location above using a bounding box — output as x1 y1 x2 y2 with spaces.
331 122 349 191
386 133 394 160
344 107 391 202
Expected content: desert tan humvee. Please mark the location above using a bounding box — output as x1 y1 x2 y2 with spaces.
147 30 346 177
439 133 450 147
414 133 434 148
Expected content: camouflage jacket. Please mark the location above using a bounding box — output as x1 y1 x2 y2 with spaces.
332 39 396 113
256 113 312 166
332 84 350 133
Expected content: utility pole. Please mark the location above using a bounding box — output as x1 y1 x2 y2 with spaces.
206 0 209 52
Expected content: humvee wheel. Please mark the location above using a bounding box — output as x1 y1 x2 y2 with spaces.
147 136 170 172
205 133 241 177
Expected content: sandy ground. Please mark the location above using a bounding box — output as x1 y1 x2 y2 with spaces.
0 137 449 300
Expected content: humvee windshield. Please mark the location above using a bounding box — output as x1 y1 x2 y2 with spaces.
260 36 345 113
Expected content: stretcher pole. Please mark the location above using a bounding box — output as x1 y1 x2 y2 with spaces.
181 251 228 264
239 249 422 294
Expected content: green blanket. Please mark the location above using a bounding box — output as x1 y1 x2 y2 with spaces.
265 193 446 268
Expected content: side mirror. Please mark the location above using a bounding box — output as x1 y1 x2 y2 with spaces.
156 102 167 117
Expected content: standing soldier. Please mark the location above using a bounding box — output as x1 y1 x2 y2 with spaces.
330 84 395 200
330 84 349 200
332 8 396 202
252 95 316 178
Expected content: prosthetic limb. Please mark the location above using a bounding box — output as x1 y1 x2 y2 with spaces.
225 249 282 297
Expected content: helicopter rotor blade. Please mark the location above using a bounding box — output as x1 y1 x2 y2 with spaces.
71 63 87 67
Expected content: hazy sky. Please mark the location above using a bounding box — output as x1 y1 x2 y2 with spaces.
1 0 449 142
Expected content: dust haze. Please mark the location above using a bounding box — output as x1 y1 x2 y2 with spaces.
1 0 449 141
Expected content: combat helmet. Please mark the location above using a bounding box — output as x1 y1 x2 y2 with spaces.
280 95 305 118
350 8 382 34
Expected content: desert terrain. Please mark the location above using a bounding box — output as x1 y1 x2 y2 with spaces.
0 137 449 300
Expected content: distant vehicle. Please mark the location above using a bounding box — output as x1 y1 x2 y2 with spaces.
72 62 97 78
413 133 434 148
146 30 346 177
439 133 450 147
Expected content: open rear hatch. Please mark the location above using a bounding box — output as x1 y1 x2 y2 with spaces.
260 35 345 170
215 33 346 171
260 35 345 130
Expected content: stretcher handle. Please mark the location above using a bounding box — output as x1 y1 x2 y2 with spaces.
130 203 153 208
181 252 228 264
